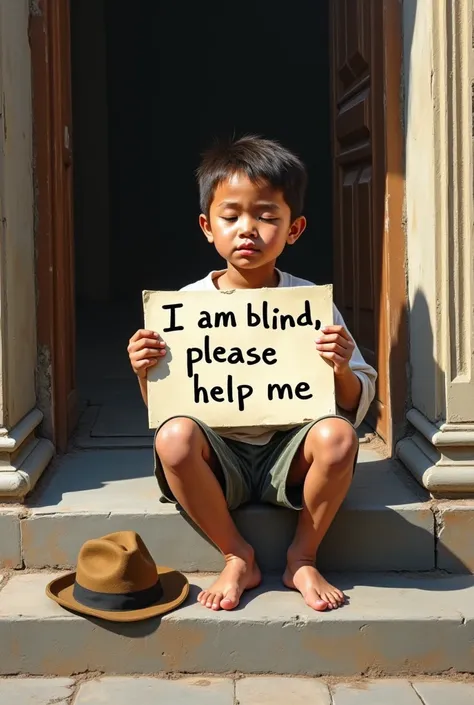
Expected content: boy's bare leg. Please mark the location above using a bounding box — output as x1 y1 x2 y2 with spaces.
156 418 261 611
283 418 358 611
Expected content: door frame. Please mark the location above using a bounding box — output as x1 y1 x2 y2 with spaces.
330 0 407 451
31 0 406 452
30 0 77 452
380 0 407 449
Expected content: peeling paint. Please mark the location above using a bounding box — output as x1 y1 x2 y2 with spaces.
29 0 42 17
431 501 445 569
435 505 474 572
36 344 53 440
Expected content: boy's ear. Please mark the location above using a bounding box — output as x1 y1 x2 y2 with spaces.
287 216 307 245
199 214 214 244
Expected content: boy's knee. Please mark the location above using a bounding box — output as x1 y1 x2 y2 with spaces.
309 418 358 467
155 417 203 467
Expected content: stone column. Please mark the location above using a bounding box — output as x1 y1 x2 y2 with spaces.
398 0 474 494
0 0 54 499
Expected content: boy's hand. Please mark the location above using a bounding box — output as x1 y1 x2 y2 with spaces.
315 325 355 377
127 329 166 379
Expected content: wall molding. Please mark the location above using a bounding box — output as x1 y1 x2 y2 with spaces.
0 409 54 499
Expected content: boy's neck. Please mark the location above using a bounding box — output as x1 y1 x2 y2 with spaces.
216 263 280 290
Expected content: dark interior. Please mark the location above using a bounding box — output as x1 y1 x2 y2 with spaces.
72 0 332 304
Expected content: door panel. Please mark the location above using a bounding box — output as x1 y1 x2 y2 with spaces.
30 0 77 451
330 0 389 441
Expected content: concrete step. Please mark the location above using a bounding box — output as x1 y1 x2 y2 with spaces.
5 445 441 573
2 675 474 705
0 570 473 677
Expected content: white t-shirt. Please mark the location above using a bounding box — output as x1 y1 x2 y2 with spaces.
181 269 377 445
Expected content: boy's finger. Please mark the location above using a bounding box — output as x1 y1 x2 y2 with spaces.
137 338 165 349
134 359 150 370
319 351 346 365
129 329 160 344
134 348 165 359
315 333 350 348
321 325 351 342
316 342 348 356
135 358 159 370
128 338 165 353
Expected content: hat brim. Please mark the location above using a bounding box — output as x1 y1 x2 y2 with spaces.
46 566 189 622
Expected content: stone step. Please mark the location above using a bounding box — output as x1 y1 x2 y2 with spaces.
0 571 473 677
3 445 472 574
2 675 474 705
6 445 440 574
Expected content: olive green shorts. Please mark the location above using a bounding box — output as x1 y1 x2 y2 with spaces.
154 415 357 511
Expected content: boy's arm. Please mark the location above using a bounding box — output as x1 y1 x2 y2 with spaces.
128 329 166 408
138 376 148 407
316 321 377 423
334 366 362 412
316 324 360 411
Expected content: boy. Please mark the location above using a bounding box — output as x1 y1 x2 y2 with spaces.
128 136 377 613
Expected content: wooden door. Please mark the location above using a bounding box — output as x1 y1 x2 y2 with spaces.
330 0 406 447
30 0 77 452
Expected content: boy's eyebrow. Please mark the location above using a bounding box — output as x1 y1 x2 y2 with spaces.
256 201 281 210
216 201 240 208
217 200 281 210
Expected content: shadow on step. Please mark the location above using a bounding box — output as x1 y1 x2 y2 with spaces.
56 572 474 641
179 500 470 575
59 581 204 636
25 451 470 574
175 459 470 575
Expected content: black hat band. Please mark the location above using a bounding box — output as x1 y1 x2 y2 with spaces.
73 579 163 612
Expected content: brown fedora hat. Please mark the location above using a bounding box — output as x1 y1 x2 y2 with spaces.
46 531 189 622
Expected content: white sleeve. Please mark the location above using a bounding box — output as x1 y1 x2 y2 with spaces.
332 304 378 428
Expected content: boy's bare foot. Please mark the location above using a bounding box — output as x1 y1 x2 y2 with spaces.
283 559 345 611
197 552 262 611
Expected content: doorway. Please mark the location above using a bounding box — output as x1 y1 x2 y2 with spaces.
70 0 333 444
33 0 406 452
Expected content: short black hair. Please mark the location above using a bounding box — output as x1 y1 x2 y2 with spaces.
196 135 307 221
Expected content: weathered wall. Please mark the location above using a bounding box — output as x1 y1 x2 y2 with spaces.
404 0 474 427
403 0 443 424
399 0 474 493
0 0 37 429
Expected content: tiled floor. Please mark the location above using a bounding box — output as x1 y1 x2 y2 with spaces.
2 676 474 705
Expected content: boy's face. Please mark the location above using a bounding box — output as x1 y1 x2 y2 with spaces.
199 173 306 271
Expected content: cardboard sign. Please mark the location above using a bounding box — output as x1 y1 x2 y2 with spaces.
143 286 335 430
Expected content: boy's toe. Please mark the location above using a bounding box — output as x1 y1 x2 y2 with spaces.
305 588 329 612
329 589 345 607
198 590 213 607
324 592 339 609
211 593 223 610
205 593 218 609
220 588 240 610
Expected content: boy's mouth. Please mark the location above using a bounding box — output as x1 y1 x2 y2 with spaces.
236 242 259 252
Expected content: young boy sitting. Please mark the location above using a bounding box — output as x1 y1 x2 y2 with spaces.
127 136 377 613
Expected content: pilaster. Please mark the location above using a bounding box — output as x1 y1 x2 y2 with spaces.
399 0 474 494
0 0 54 499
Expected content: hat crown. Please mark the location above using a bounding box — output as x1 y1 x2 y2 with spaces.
76 531 158 595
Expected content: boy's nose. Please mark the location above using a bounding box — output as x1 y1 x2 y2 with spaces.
237 217 258 237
